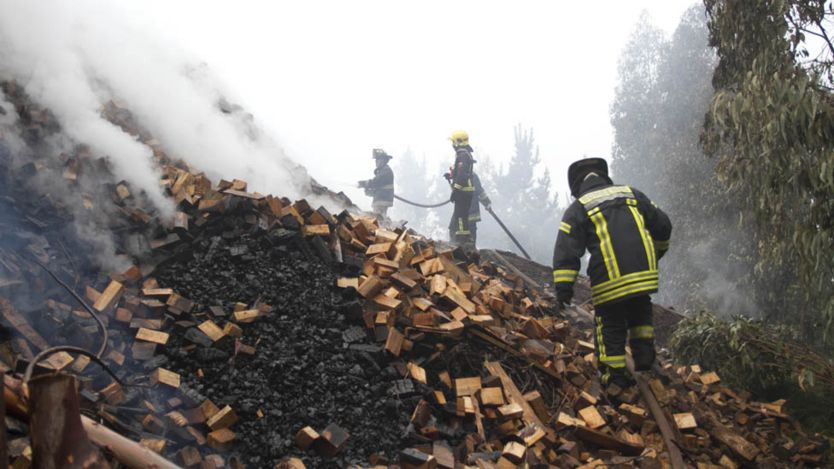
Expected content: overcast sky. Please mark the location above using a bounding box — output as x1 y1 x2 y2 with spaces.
123 1 695 204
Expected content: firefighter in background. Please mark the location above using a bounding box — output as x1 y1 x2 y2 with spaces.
552 158 672 389
358 149 394 218
444 130 476 248
448 172 491 247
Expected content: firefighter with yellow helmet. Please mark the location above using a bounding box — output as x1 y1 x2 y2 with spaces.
444 131 476 248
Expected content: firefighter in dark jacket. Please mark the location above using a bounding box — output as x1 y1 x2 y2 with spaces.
358 149 394 217
448 172 491 247
552 158 672 389
445 130 476 248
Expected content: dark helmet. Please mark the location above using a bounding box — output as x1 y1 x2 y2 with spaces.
567 157 609 197
372 148 392 160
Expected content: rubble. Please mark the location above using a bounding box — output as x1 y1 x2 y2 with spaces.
0 80 830 468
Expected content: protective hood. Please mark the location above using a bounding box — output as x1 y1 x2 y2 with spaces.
567 158 610 197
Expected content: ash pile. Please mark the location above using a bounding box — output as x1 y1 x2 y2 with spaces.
0 80 831 469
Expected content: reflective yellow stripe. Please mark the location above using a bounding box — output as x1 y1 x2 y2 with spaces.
628 205 656 270
600 355 626 368
578 186 633 208
468 214 481 221
559 222 572 234
380 184 394 190
455 218 470 235
654 239 670 250
453 184 475 191
629 325 654 339
595 316 606 362
553 269 578 283
592 270 658 295
594 279 658 304
589 210 620 279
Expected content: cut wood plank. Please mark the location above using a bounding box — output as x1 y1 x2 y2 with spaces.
206 405 238 430
92 280 124 312
524 390 551 424
502 441 526 464
407 362 427 384
442 287 475 314
233 309 260 323
455 377 482 397
481 387 505 406
578 406 606 429
197 320 225 342
337 278 359 289
223 323 243 338
699 371 721 386
358 275 384 298
556 412 586 428
207 428 235 450
295 426 320 450
142 288 174 297
497 403 524 420
673 412 697 430
302 224 330 237
372 295 401 310
429 275 447 296
136 328 170 345
150 368 181 389
385 327 404 356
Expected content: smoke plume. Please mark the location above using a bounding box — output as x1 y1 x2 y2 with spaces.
0 0 322 213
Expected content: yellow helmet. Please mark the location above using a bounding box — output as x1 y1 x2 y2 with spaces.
450 130 469 148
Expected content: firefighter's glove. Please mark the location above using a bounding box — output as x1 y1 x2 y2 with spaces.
443 172 452 182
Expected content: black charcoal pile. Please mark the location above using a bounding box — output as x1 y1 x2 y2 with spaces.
154 220 416 468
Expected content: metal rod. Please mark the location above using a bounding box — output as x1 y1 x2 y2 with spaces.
485 207 532 260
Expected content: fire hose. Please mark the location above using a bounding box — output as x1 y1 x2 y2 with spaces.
393 194 450 208
393 193 532 261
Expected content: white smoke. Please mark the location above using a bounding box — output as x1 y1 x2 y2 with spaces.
0 0 318 215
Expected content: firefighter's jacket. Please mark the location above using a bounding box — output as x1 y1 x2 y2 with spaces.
451 146 475 200
364 164 394 207
552 175 672 306
468 173 491 222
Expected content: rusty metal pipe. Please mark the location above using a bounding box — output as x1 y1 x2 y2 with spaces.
81 417 182 469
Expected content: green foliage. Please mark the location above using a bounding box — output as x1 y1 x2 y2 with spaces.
670 312 834 434
610 5 761 313
703 0 834 341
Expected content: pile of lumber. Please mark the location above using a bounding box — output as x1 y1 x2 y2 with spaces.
324 216 830 468
0 82 829 468
1 163 830 468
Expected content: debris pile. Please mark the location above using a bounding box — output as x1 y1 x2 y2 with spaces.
0 81 830 468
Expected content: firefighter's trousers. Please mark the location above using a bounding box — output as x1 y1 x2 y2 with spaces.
593 295 655 385
449 220 478 247
451 193 474 245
